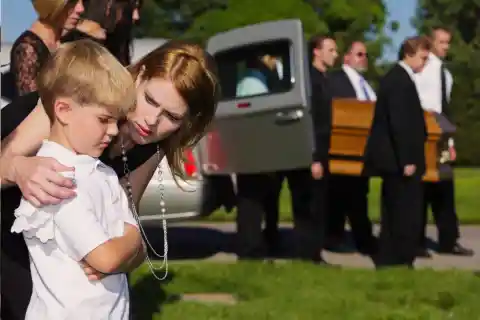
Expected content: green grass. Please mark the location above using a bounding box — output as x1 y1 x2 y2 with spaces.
203 168 480 224
131 262 480 319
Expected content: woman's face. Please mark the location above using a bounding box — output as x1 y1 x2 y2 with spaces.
132 0 142 24
126 77 188 145
63 0 85 31
132 7 140 24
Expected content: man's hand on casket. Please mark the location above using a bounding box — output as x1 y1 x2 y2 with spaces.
404 164 416 177
311 162 324 180
449 146 457 162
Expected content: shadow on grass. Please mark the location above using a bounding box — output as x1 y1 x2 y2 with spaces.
139 223 442 261
130 271 179 319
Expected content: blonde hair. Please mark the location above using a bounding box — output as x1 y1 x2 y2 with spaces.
32 0 77 25
128 40 220 180
37 39 136 121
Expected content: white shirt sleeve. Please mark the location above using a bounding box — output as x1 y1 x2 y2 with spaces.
54 193 111 261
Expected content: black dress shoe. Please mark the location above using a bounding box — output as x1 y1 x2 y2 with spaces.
416 247 432 258
438 243 474 256
305 254 339 268
325 241 356 253
358 238 379 256
263 229 282 254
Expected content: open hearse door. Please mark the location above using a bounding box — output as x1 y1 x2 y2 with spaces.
197 19 313 175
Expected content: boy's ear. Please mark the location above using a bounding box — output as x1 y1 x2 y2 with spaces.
135 65 146 88
54 98 74 125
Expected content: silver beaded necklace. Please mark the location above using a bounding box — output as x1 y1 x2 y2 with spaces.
120 140 169 281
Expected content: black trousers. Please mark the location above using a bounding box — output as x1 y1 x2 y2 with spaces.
299 174 328 260
236 173 279 258
376 175 423 268
236 168 321 260
199 175 236 216
263 172 283 239
327 175 375 250
419 180 459 249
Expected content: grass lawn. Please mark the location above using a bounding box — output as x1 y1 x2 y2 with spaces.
131 261 480 319
204 167 480 224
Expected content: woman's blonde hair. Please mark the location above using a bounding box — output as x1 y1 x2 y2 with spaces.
128 40 220 180
32 0 77 25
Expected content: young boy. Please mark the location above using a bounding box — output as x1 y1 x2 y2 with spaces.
11 39 144 320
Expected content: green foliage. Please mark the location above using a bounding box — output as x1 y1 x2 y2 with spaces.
134 0 228 38
304 0 392 88
182 0 328 44
414 0 480 165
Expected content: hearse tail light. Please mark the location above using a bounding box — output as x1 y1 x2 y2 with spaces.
237 102 250 108
183 149 198 178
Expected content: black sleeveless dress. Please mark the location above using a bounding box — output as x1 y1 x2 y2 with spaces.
0 92 158 319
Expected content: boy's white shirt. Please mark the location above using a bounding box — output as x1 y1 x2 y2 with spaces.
11 140 138 320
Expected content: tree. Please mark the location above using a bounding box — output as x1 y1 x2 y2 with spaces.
182 0 328 43
304 0 393 87
413 0 480 165
134 0 228 38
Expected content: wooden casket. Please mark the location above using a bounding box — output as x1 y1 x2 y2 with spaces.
329 98 456 182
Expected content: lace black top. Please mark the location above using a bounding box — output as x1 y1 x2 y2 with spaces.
10 30 50 97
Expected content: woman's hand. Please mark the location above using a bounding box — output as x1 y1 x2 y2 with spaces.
13 156 76 207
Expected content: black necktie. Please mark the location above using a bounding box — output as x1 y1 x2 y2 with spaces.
440 64 449 116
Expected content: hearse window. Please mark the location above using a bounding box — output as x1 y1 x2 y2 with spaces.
214 40 292 101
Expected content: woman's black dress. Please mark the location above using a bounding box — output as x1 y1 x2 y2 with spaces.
0 92 158 319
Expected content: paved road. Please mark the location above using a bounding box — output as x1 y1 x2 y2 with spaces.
141 222 480 270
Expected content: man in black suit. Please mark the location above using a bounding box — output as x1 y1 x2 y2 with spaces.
307 34 338 263
414 26 473 257
363 36 430 268
326 41 377 255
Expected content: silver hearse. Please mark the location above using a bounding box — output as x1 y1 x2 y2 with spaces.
198 19 313 178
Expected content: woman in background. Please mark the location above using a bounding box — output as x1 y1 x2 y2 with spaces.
10 0 84 97
105 0 143 65
61 0 116 44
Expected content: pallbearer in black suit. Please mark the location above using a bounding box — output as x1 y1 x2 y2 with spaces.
327 41 377 255
414 26 473 257
308 34 338 263
363 36 430 268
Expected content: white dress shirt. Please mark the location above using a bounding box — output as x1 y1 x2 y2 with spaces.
414 53 455 147
414 52 453 113
398 61 417 81
11 140 137 320
342 65 377 101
